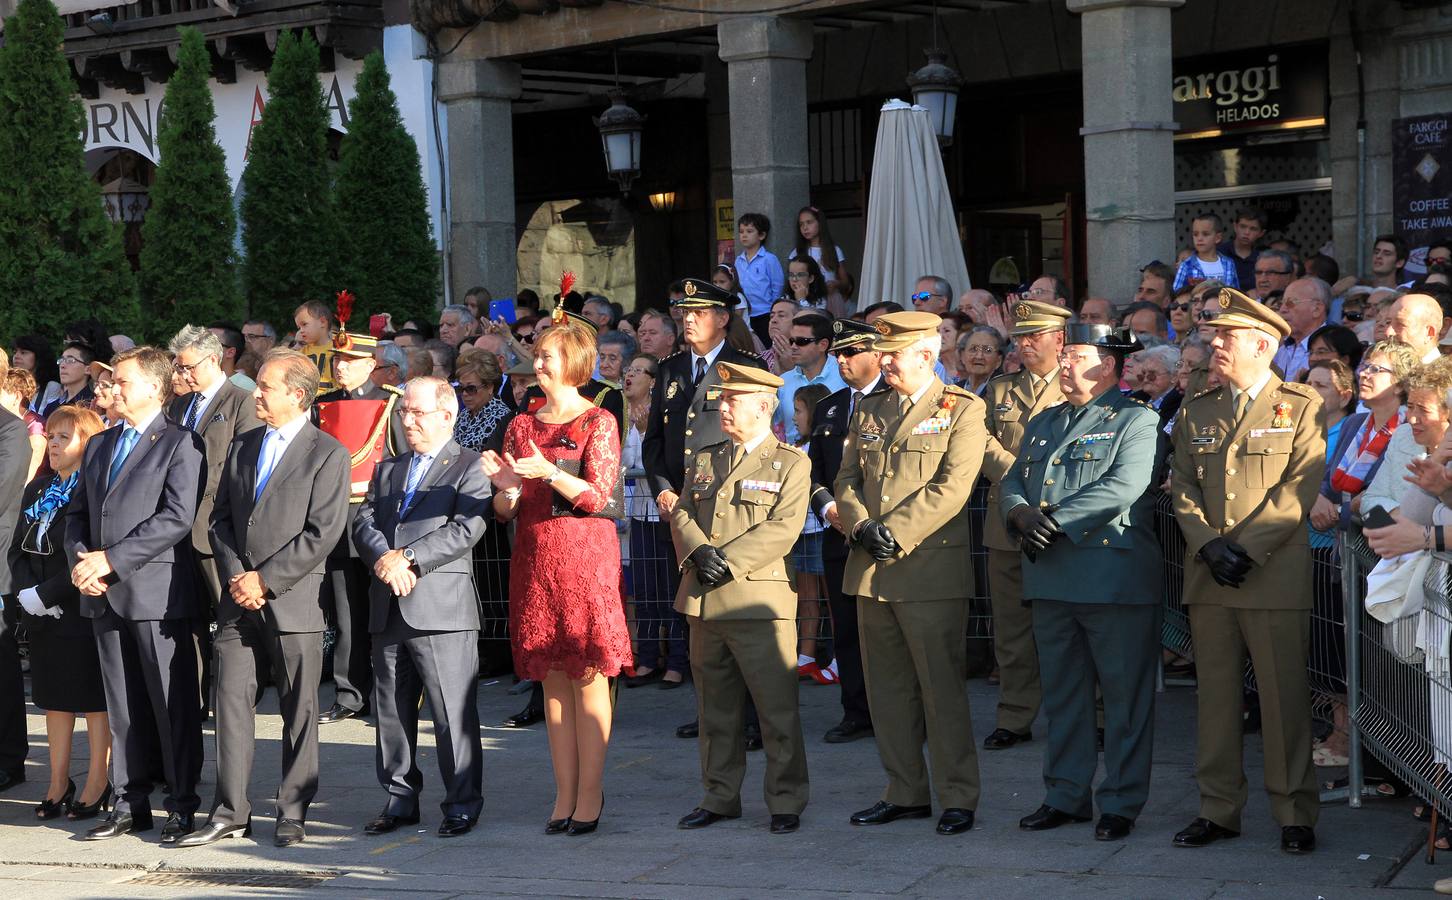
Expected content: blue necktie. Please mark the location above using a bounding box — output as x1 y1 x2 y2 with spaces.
107 427 139 488
183 395 202 431
254 430 282 501
403 454 430 512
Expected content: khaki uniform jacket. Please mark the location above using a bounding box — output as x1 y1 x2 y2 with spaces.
1170 375 1324 610
670 436 810 621
980 369 1064 551
834 379 987 602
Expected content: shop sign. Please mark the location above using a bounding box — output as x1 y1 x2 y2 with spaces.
1392 113 1452 274
714 199 735 241
1172 45 1327 140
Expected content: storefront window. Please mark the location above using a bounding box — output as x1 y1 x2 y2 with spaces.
1175 138 1330 192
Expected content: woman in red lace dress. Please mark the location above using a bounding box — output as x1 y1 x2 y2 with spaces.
480 320 630 836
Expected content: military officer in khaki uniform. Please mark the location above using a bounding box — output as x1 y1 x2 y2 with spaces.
670 363 812 835
979 300 1069 749
835 311 987 836
1170 288 1324 855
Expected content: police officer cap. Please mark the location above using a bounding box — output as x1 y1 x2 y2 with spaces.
671 277 738 310
712 361 783 393
871 311 942 352
1010 300 1072 336
549 305 599 334
1063 324 1143 354
1204 287 1291 340
830 318 878 352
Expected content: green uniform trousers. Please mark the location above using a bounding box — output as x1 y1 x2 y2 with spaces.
858 596 980 810
987 547 1041 733
1187 604 1318 831
689 617 808 817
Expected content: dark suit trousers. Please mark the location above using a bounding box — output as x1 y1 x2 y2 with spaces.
92 610 202 816
0 605 27 772
1033 600 1158 820
210 612 322 824
373 609 483 819
822 548 869 726
327 556 373 712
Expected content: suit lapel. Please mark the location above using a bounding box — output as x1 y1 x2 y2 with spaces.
256 424 315 505
239 428 263 509
195 384 233 437
400 441 460 519
1011 370 1038 414
106 415 167 499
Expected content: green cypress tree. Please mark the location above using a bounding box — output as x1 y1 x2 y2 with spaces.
334 52 439 323
240 29 335 329
139 26 240 337
0 0 138 342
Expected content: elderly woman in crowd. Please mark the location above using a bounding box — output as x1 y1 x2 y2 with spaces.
1168 285 1196 340
10 406 111 821
1 368 47 481
957 325 1005 396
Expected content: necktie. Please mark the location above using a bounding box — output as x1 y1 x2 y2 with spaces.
899 394 911 416
1233 391 1251 426
403 454 429 511
850 390 863 418
183 395 202 431
693 357 706 387
254 430 281 501
107 427 139 488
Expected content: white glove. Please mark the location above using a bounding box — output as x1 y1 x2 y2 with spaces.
17 587 59 618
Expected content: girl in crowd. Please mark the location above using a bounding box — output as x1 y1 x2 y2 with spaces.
480 321 630 837
957 326 1006 396
712 264 750 312
782 256 829 312
790 383 835 685
11 406 111 821
43 342 96 418
11 334 61 415
0 369 46 481
790 206 852 317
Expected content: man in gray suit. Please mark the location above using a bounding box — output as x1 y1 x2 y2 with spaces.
167 324 262 716
354 376 490 838
65 347 206 842
177 350 350 849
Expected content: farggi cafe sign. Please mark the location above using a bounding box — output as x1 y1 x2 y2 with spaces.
1172 45 1327 139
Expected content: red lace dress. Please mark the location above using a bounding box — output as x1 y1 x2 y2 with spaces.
505 407 633 681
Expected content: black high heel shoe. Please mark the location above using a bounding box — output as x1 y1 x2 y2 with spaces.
66 783 112 821
36 779 75 820
545 815 572 835
566 795 603 836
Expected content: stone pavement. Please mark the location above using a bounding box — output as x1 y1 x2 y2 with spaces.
0 673 1440 898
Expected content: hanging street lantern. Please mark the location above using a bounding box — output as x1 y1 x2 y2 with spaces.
594 92 644 193
908 49 963 148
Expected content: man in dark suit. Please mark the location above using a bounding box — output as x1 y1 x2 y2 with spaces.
642 277 766 740
354 376 491 838
177 349 350 849
65 346 205 842
315 331 407 724
167 325 262 717
807 319 886 744
0 350 34 791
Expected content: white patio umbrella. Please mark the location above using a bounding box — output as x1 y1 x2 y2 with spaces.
856 99 970 311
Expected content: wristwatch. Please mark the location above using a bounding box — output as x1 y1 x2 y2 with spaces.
544 466 560 485
401 547 416 564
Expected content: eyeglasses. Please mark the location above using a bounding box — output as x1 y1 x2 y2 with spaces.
1255 268 1292 276
787 272 811 281
458 384 484 395
1358 363 1395 376
963 345 1001 356
173 359 212 375
625 367 657 378
57 356 85 365
400 407 446 420
1197 310 1218 321
788 336 822 346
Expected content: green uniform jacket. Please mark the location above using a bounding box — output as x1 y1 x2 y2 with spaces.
834 379 987 602
980 368 1065 552
999 389 1162 604
1170 376 1324 610
670 436 811 621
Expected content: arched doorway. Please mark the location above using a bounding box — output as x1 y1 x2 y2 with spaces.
86 148 156 271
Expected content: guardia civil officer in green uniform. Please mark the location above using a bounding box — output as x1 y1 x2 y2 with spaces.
979 300 1070 749
670 363 812 835
835 311 987 836
1170 288 1324 855
999 324 1162 843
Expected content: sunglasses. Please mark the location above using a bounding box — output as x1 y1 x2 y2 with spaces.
788 336 823 346
1169 302 1192 312
909 291 940 302
1197 310 1218 321
517 333 535 343
458 384 485 395
1343 311 1364 322
835 346 871 358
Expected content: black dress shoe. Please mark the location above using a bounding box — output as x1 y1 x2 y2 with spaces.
174 820 251 848
1095 813 1133 841
274 818 306 847
770 814 800 834
438 815 474 837
1281 825 1316 854
658 676 685 690
937 808 974 835
86 811 154 840
823 720 874 744
1019 804 1091 831
1172 817 1239 848
365 812 419 835
744 723 762 752
0 769 25 793
160 812 195 843
501 706 544 728
850 801 932 826
983 727 1031 750
678 807 736 829
566 815 599 836
318 703 365 724
675 720 699 739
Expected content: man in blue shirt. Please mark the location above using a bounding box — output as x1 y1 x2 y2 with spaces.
776 313 846 442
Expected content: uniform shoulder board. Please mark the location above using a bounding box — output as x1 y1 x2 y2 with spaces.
986 371 1016 388
661 350 684 363
1276 381 1319 400
737 349 762 359
943 384 973 398
379 383 404 397
778 443 808 460
1188 385 1223 403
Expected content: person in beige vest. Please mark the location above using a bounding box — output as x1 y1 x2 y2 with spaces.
1170 287 1324 855
670 363 811 835
978 299 1069 748
834 311 987 836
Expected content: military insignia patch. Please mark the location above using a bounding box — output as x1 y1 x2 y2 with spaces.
1014 302 1031 318
826 406 837 418
874 320 891 335
1219 293 1232 309
666 381 679 400
683 280 697 297
1271 401 1293 428
832 320 845 334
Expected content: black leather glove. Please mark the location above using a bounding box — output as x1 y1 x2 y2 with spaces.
688 545 731 587
1199 537 1253 588
1007 504 1063 553
859 520 900 561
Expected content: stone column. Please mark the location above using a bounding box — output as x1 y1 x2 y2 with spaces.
717 17 813 269
1068 0 1183 301
437 59 521 304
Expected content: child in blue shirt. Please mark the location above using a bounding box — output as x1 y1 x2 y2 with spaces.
735 212 785 345
1173 212 1240 292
